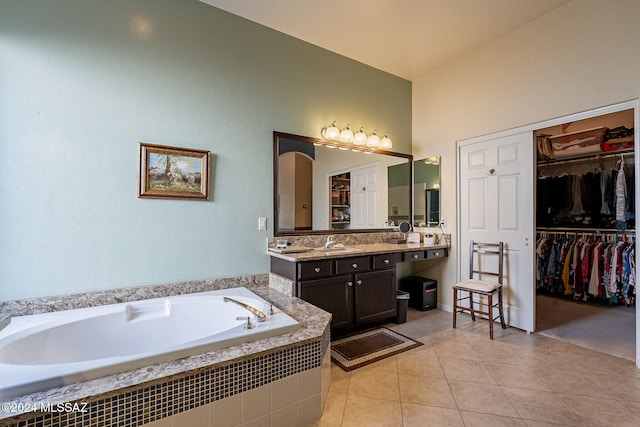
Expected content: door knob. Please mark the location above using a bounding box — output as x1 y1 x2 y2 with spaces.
356 280 362 285
487 168 496 176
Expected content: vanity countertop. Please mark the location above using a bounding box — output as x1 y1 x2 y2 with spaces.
268 241 449 262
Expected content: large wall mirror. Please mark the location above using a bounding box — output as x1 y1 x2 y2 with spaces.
413 156 440 227
274 131 413 236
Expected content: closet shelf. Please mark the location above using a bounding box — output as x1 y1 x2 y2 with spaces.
537 148 634 167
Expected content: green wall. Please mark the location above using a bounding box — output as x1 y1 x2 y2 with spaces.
0 0 411 300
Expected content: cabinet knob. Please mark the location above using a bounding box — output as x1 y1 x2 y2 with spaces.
351 263 358 269
314 267 320 273
356 280 362 285
413 254 419 259
347 281 353 287
383 259 390 264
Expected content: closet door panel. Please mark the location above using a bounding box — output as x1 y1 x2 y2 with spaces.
498 174 520 231
468 178 487 230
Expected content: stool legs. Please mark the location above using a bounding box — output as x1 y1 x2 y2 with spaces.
468 291 476 321
498 288 506 329
452 288 458 329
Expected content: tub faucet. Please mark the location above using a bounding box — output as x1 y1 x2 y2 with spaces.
223 297 267 322
324 235 335 249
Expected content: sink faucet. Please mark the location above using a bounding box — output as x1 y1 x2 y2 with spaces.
324 235 335 249
223 297 267 322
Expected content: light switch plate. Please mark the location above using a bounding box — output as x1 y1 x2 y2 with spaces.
258 217 267 231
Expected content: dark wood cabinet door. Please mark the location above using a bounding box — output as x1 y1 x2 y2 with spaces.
298 275 353 330
354 269 397 324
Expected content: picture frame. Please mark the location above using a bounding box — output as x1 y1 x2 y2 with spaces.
138 142 211 200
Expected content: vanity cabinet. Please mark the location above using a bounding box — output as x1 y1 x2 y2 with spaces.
291 253 398 333
270 247 447 334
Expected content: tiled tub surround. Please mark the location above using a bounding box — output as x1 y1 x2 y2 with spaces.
0 287 301 400
0 278 331 427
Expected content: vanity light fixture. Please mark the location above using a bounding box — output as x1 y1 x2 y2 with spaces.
321 122 392 150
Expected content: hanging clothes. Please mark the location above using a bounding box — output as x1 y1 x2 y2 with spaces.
615 161 627 231
535 232 635 306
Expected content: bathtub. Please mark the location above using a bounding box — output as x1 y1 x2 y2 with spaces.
0 287 299 400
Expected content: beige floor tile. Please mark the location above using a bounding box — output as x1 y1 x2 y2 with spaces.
562 394 640 427
589 372 640 402
348 367 400 401
485 363 550 391
523 421 580 427
396 347 445 379
341 394 402 427
501 386 584 426
440 358 496 384
433 340 480 361
329 364 352 394
398 374 457 409
623 400 640 418
460 411 527 426
448 380 519 418
470 341 528 366
308 392 346 427
531 367 604 397
356 353 399 374
401 403 465 427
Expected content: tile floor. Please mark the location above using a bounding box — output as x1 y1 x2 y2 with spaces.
309 308 640 427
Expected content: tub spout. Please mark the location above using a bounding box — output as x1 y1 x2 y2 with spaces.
223 297 267 322
0 311 11 332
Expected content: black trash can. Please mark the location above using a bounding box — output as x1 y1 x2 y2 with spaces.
400 276 437 311
395 290 410 324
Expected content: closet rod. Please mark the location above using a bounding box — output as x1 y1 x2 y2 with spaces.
536 226 635 234
537 148 634 167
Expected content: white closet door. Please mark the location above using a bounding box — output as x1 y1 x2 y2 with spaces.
458 132 535 332
351 166 379 228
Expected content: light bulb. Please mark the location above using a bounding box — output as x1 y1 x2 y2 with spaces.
322 121 340 140
367 130 380 147
380 134 392 149
353 127 367 145
340 124 354 143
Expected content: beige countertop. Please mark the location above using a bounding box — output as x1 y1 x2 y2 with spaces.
268 241 449 262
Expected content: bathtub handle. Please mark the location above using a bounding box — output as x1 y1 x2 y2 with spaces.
236 316 255 329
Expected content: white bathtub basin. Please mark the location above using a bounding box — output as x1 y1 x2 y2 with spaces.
0 287 299 399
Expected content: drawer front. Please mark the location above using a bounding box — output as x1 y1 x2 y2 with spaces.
372 253 401 270
426 248 446 259
298 260 333 280
403 251 425 262
335 256 371 274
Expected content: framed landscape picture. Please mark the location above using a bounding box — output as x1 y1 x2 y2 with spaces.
138 143 211 200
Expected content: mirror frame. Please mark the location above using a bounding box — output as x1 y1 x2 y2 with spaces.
273 131 413 236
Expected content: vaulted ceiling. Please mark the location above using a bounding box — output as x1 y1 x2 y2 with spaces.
200 0 573 81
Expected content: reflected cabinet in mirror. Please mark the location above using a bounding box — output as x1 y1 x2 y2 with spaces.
274 132 413 236
413 156 440 227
